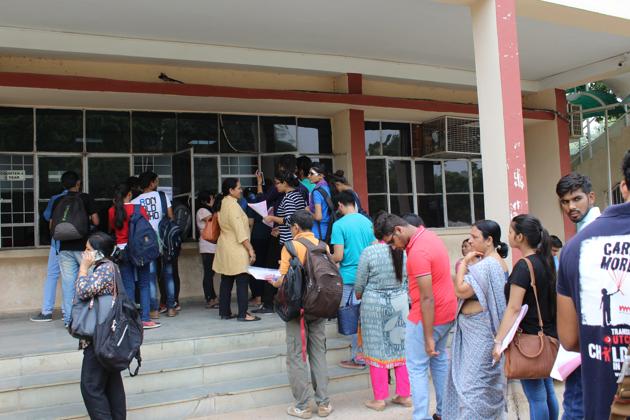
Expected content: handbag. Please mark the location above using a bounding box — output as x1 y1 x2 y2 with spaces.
201 212 220 244
504 257 559 379
337 289 360 336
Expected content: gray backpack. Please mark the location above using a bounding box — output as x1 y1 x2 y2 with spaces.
50 194 88 241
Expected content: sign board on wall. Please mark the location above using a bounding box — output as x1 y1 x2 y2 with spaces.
0 170 26 181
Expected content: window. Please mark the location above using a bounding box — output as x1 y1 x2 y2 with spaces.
86 111 130 153
365 122 381 156
261 116 297 153
194 157 219 195
88 157 130 233
36 109 83 152
381 122 411 156
220 156 258 188
298 118 332 154
0 155 34 247
0 107 33 152
133 155 172 188
444 160 471 226
220 115 258 153
132 112 176 153
416 161 444 228
177 113 218 153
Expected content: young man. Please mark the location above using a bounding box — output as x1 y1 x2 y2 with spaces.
267 210 333 419
330 190 376 370
50 171 99 327
131 171 177 317
557 152 630 418
550 235 563 272
375 213 456 420
30 187 68 322
555 172 600 420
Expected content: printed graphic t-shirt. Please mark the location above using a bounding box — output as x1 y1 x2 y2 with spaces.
406 226 456 325
330 213 375 284
558 202 630 419
131 191 171 232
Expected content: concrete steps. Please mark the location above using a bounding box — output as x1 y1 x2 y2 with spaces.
0 322 367 419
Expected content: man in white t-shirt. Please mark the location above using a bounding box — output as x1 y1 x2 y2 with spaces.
132 171 177 318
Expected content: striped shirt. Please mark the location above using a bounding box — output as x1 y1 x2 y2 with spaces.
277 189 308 244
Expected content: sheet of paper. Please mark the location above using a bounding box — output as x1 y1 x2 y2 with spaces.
247 266 280 280
550 346 581 381
493 304 529 366
247 201 273 228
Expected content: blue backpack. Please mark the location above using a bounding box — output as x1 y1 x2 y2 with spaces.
157 192 182 262
127 205 160 267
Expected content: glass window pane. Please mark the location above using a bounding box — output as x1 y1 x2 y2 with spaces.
0 107 33 152
472 159 483 192
220 156 257 177
444 160 470 193
446 194 472 227
132 112 176 153
365 121 381 156
260 117 297 153
388 160 412 194
36 109 83 152
0 154 35 247
381 122 411 156
172 152 191 198
315 158 333 174
220 115 258 153
366 159 386 193
38 156 82 199
85 111 130 153
368 195 388 216
415 161 442 194
390 195 413 216
417 195 445 228
298 118 332 154
194 157 219 195
474 193 485 221
88 157 130 200
178 113 218 153
133 155 172 187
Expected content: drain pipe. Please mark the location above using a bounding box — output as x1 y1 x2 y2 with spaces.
605 108 613 207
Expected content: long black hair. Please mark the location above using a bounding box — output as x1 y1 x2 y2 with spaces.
87 232 116 263
197 190 215 212
275 169 300 188
113 183 131 230
473 219 509 258
372 212 405 282
511 214 556 286
214 177 239 212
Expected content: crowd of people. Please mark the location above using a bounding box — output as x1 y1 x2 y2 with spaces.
27 150 630 419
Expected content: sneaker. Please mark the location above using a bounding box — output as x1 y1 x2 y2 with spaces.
149 310 160 319
338 360 366 370
143 321 161 329
30 312 52 322
167 308 178 317
158 305 168 314
317 403 333 417
287 405 312 419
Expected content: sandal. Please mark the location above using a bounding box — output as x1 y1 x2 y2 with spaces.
237 313 261 322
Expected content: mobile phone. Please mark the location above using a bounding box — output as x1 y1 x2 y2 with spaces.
256 169 265 185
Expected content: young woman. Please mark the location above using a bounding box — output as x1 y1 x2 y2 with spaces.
108 183 159 329
443 220 509 419
331 169 366 215
196 190 218 309
354 239 410 411
306 163 333 242
493 214 559 420
76 232 127 418
212 178 260 322
263 170 308 245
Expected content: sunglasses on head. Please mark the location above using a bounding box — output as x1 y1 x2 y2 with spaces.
309 171 320 176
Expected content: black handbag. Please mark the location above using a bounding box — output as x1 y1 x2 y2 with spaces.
337 289 360 336
68 263 116 339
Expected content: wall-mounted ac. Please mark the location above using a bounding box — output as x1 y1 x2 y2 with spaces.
417 116 481 158
568 103 583 138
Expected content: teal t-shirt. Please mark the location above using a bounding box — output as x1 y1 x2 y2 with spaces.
330 213 376 285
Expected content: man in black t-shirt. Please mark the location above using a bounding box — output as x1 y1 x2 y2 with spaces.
50 171 99 327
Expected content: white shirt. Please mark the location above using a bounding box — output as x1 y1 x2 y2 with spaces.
576 206 601 232
196 208 216 254
131 191 171 232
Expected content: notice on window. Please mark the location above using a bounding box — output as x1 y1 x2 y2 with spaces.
0 170 26 181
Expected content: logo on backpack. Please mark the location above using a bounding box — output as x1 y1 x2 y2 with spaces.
127 205 160 267
50 194 89 241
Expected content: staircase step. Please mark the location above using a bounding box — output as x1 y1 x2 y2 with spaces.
0 366 370 420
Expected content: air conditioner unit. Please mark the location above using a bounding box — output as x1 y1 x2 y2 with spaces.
568 104 583 138
417 116 481 158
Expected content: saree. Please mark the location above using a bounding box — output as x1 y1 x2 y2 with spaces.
443 257 507 420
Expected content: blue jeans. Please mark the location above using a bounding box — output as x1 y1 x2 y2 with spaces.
40 243 61 315
152 258 175 309
120 259 153 322
520 377 559 420
58 250 83 326
405 319 453 420
561 367 584 420
341 284 363 363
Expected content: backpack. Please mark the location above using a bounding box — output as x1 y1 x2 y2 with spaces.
50 194 88 241
296 237 343 319
157 191 182 261
127 205 160 267
274 241 304 322
313 186 337 244
173 203 192 240
92 262 143 376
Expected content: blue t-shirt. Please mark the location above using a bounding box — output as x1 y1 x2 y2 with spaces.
330 213 375 285
557 202 630 419
310 183 332 240
44 190 67 251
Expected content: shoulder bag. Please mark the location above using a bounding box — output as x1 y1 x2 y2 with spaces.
504 257 559 379
201 212 220 243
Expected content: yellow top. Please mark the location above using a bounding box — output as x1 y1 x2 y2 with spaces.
278 231 326 275
212 196 251 276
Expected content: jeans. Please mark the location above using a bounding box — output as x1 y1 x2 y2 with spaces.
562 367 584 420
40 243 61 315
119 259 152 322
153 257 176 309
369 365 410 401
201 253 217 301
58 250 83 326
80 345 126 420
341 284 363 363
405 319 453 420
520 377 559 420
219 273 249 318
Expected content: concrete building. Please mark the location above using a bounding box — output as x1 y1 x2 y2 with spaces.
1 0 630 315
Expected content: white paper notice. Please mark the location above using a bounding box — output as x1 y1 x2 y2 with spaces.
248 266 281 280
493 304 529 366
247 201 273 228
550 347 581 381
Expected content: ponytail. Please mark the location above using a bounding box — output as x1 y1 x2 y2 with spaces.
113 183 131 230
511 214 556 286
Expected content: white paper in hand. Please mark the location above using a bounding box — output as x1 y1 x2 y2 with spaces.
550 347 581 381
247 201 273 228
248 266 280 280
492 304 529 366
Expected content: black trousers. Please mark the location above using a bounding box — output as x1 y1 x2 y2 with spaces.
248 238 270 298
80 345 126 420
158 255 180 306
201 253 217 301
219 273 249 318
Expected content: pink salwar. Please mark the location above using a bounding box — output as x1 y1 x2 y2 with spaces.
369 364 411 401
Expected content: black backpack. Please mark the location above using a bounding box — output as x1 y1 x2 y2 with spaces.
50 194 88 241
173 203 192 240
157 191 182 261
274 241 304 322
93 262 143 376
313 187 337 244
